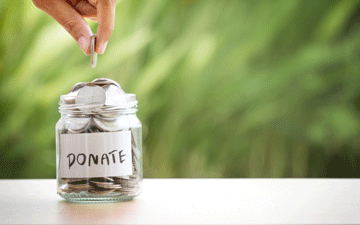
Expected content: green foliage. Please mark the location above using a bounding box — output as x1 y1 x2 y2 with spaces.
1 0 360 178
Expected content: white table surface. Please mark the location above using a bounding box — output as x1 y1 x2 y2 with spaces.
0 179 359 224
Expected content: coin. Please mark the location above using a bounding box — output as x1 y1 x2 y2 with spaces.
86 119 103 133
112 176 130 183
104 85 127 106
62 178 86 183
133 158 139 173
75 85 106 107
91 34 97 68
67 118 91 133
131 130 137 148
69 82 86 93
67 179 89 185
60 176 140 195
90 181 122 189
89 189 115 195
61 129 70 134
90 177 114 182
68 183 92 190
64 97 76 105
93 117 124 132
63 90 80 105
92 78 121 88
96 110 122 119
61 188 80 193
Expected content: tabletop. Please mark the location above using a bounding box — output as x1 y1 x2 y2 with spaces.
0 179 359 224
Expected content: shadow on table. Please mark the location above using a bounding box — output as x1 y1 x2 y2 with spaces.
57 199 142 223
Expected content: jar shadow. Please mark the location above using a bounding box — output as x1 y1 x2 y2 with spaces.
56 199 142 223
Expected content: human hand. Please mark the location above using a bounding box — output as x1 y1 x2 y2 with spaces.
32 0 116 55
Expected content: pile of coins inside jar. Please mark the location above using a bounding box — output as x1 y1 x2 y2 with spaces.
58 78 141 197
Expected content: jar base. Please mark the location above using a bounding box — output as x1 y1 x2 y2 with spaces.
59 192 135 203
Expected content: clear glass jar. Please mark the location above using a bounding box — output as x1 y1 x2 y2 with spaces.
56 80 142 203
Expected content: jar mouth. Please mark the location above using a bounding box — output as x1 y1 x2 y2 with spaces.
59 93 138 114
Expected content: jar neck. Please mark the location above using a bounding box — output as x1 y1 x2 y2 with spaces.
59 93 138 118
59 105 138 118
60 111 137 119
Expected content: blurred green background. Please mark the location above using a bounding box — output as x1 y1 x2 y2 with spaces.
1 0 360 178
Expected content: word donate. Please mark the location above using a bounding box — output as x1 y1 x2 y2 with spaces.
60 131 132 178
67 149 126 169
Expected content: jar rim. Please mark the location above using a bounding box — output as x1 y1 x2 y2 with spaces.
59 93 138 114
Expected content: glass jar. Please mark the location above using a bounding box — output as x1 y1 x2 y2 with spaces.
56 79 142 203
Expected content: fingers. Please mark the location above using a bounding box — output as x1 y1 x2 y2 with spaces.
32 0 93 55
66 0 97 18
94 0 116 54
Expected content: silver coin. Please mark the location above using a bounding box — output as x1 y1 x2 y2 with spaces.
62 178 87 183
131 130 137 148
96 110 121 119
67 118 91 132
61 188 80 193
133 158 139 173
89 189 115 195
88 127 102 133
75 85 106 107
63 89 80 105
116 187 137 193
64 96 76 105
132 146 140 160
91 34 97 68
67 179 89 185
101 84 110 90
92 78 121 88
119 182 139 189
69 82 86 93
93 117 125 132
104 85 127 106
90 177 114 182
112 176 130 183
90 181 122 189
67 126 88 134
86 120 103 133
61 129 70 134
68 183 92 190
129 175 140 180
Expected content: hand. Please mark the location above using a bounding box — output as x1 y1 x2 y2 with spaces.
33 0 116 55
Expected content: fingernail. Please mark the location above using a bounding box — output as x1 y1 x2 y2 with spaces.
98 41 108 54
77 37 90 55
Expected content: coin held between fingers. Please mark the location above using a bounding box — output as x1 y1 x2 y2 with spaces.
91 34 97 68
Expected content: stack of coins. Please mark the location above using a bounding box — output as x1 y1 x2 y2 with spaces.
59 78 141 196
61 175 141 196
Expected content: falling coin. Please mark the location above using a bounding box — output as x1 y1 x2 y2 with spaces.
91 34 97 68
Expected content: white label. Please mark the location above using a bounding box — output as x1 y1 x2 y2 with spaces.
60 131 132 178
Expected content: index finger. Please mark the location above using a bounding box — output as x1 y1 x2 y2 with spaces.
33 0 93 55
95 0 116 54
